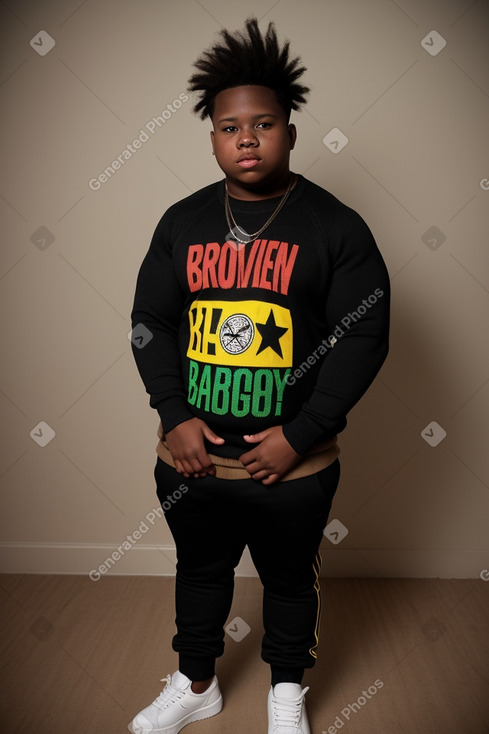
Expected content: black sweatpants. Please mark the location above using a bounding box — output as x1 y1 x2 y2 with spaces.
155 456 340 685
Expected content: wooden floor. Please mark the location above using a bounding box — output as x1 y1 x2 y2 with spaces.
0 574 488 733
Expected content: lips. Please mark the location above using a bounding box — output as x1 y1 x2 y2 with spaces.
237 156 260 168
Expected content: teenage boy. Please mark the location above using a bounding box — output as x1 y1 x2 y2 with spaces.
129 17 389 734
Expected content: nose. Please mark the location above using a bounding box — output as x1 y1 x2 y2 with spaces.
237 128 258 148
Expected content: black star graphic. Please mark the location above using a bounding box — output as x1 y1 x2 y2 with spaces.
255 308 288 359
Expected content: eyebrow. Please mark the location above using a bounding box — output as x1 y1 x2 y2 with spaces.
216 113 278 124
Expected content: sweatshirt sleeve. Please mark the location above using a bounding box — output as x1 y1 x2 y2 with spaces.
282 206 390 455
130 213 194 433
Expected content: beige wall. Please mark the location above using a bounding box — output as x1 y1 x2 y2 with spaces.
1 0 488 579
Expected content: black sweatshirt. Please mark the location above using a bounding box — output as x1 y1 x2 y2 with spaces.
131 174 390 458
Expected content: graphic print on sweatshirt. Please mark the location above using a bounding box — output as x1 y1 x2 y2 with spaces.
185 239 298 419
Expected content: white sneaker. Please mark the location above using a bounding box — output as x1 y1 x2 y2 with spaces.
267 683 311 734
128 671 223 734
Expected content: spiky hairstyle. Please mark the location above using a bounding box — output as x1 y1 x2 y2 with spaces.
188 17 310 121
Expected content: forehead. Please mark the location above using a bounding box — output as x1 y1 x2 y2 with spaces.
212 85 286 121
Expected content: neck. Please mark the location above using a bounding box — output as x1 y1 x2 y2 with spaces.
226 171 295 200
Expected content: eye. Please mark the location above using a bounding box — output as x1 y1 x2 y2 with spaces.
257 122 272 129
222 125 238 133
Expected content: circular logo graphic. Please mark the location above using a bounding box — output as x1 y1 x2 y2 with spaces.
220 313 254 355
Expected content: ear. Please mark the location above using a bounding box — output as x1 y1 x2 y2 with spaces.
210 129 215 154
288 123 297 151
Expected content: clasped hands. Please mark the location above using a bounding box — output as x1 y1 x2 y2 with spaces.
165 417 300 485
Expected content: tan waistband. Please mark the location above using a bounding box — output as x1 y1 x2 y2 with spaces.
155 421 339 481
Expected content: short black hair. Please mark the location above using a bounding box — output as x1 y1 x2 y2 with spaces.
188 17 310 121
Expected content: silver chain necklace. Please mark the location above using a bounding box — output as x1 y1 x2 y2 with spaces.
224 175 295 245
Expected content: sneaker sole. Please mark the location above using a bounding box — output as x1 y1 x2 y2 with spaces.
128 694 223 734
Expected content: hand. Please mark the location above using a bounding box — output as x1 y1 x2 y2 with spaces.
165 418 224 478
239 426 301 485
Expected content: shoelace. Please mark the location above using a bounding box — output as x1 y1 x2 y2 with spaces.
271 686 309 728
153 675 185 711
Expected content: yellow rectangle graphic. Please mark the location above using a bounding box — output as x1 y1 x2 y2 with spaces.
187 299 293 367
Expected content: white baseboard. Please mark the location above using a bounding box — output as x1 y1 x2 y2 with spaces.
0 542 486 579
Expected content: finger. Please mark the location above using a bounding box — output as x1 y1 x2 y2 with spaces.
196 453 216 474
250 468 277 483
192 450 219 477
240 454 261 471
181 457 205 476
261 473 280 485
196 463 215 478
173 459 190 477
239 445 264 465
203 426 225 445
242 432 266 443
239 451 253 466
246 464 269 480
